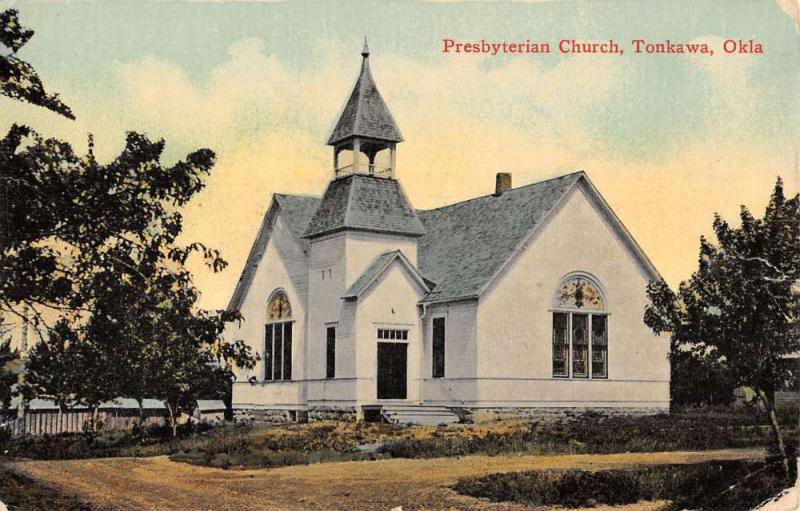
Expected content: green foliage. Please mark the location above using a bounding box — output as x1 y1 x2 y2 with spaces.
454 460 796 510
670 347 735 407
4 410 798 472
0 338 19 410
0 7 256 435
0 9 74 118
645 177 800 464
7 131 256 431
378 411 793 459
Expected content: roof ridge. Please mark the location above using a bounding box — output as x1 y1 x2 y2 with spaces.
274 192 322 200
352 57 368 134
418 171 585 214
342 174 358 227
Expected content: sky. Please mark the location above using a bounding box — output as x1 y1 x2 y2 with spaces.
1 0 798 310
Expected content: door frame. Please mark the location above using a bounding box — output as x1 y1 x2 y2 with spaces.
376 340 409 400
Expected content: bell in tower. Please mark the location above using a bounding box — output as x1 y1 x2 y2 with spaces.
328 39 403 179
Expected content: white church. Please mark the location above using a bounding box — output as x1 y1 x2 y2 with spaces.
225 43 670 424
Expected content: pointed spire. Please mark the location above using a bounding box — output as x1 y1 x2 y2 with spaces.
327 40 403 146
361 37 370 58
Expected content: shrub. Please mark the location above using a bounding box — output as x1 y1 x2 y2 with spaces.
453 460 797 510
379 410 794 459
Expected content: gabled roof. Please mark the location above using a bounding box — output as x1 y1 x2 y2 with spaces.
327 45 403 145
227 171 661 310
303 174 426 239
227 193 320 312
343 250 432 300
417 172 584 302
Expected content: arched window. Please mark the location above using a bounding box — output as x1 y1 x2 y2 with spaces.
552 275 608 379
267 290 292 321
264 290 292 381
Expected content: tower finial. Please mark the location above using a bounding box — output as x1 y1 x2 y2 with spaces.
361 37 369 58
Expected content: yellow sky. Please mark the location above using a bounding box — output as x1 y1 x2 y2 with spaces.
2 37 797 311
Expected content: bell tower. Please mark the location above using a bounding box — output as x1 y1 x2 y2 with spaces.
328 38 403 179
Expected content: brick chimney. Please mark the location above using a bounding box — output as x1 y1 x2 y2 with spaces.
495 172 512 196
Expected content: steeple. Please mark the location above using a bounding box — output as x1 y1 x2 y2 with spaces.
328 39 402 179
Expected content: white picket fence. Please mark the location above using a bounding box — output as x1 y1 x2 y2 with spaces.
0 407 167 437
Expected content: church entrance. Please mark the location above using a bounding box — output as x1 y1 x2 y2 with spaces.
377 342 407 400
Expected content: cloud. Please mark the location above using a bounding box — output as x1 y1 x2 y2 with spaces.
1 36 795 309
99 38 635 307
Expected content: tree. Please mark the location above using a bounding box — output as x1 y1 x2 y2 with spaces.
15 133 257 433
2 8 256 433
0 9 73 118
669 346 735 408
24 319 116 431
0 337 19 412
645 177 800 472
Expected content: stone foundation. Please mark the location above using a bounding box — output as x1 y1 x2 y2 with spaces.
307 407 358 422
469 407 668 424
233 408 294 423
233 405 665 425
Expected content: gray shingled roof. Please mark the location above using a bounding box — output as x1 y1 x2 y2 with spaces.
343 250 431 299
274 194 321 253
303 174 426 239
417 172 584 302
229 171 659 310
327 53 403 145
227 194 320 312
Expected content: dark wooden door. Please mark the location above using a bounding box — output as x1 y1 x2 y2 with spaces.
377 342 407 399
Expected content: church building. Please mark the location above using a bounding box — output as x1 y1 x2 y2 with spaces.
225 43 670 424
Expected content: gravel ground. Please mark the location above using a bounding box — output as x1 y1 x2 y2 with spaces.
6 448 765 511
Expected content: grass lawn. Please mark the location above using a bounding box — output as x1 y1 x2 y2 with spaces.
1 408 796 509
2 408 795 469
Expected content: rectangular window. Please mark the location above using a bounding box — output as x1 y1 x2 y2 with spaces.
553 312 608 380
264 326 273 381
326 326 336 379
273 323 283 380
378 329 408 340
283 322 292 380
552 313 569 377
591 315 608 378
572 314 589 378
432 317 446 378
264 322 292 381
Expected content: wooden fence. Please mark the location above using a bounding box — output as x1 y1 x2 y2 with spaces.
1 409 168 437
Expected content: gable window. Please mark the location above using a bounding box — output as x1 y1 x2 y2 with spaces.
552 275 608 379
265 290 292 381
432 317 446 378
326 326 336 379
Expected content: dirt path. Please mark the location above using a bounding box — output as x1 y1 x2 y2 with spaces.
7 448 765 511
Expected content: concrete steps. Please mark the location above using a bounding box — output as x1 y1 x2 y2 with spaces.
380 405 461 426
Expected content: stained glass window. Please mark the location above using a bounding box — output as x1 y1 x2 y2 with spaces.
552 275 608 379
555 278 604 310
552 313 569 377
264 289 292 381
591 315 608 378
267 290 292 321
572 314 589 378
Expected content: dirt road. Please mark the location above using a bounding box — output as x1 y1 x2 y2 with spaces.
8 448 764 511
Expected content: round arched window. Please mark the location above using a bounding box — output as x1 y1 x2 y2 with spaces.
264 289 292 382
554 276 604 310
552 274 608 380
267 290 292 321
